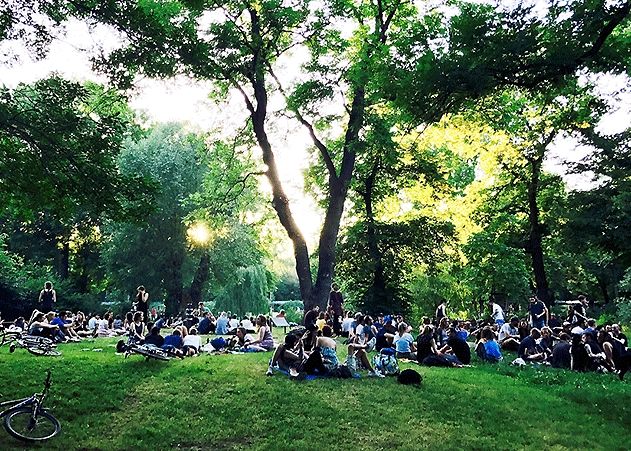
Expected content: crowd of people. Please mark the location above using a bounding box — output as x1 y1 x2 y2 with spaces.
1 282 630 382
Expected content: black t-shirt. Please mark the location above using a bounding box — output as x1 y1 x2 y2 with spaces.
551 342 571 368
417 335 433 362
528 301 545 320
447 336 471 365
518 336 537 359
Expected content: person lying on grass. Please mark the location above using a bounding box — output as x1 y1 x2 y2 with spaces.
182 327 201 356
161 329 185 357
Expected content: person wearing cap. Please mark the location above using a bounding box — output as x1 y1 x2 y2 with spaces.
498 317 520 351
528 295 548 329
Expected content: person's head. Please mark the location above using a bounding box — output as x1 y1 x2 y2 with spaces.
172 329 181 336
481 326 495 341
597 329 611 344
582 331 593 342
331 283 339 291
236 327 246 338
510 317 519 326
530 328 541 339
44 281 53 290
190 327 197 335
137 285 145 293
284 333 299 348
439 317 448 328
322 325 333 337
448 327 458 338
421 325 433 336
279 310 285 316
558 332 571 342
125 311 133 322
133 311 143 322
364 315 373 326
46 311 55 321
34 312 45 322
59 311 67 319
398 322 408 335
314 305 320 312
346 311 353 318
256 315 267 327
587 318 596 328
150 326 160 336
541 326 551 338
578 294 587 305
147 321 154 330
318 311 325 319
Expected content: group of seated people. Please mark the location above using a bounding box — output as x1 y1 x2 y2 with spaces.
3 309 106 343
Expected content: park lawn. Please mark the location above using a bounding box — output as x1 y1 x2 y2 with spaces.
0 334 630 451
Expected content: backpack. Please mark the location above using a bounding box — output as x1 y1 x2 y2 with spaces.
397 368 422 385
210 337 227 350
372 350 400 376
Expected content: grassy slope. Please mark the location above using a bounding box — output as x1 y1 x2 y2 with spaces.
0 335 629 451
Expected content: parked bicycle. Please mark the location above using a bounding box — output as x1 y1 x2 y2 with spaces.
0 370 61 442
116 340 172 361
0 330 61 357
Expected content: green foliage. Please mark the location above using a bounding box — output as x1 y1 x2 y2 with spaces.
214 264 270 316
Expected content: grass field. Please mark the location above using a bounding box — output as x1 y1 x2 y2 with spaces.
0 333 629 451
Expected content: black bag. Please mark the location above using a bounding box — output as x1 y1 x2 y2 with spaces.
330 365 353 379
397 368 422 385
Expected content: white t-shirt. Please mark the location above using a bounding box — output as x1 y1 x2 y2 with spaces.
228 318 239 330
241 319 254 330
341 318 353 333
183 334 201 349
492 303 505 321
88 317 98 330
498 323 517 341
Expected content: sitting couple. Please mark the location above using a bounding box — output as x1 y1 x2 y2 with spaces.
267 325 340 379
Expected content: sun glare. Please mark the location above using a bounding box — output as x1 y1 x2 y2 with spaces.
187 222 211 246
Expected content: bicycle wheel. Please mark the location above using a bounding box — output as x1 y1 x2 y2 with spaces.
22 336 54 347
133 346 170 361
26 347 61 357
3 407 61 442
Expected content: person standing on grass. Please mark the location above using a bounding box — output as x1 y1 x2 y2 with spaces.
135 286 149 322
489 298 505 327
528 295 548 329
328 283 344 336
435 300 447 323
38 281 56 313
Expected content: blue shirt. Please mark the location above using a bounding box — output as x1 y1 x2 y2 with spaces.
163 335 183 349
484 340 502 360
216 317 229 335
394 333 414 353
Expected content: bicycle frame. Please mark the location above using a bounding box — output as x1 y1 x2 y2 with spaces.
0 371 50 417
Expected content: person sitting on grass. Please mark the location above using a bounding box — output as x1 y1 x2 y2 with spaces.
50 311 81 342
476 326 502 363
182 327 202 356
417 324 461 367
242 315 274 352
28 311 59 339
518 328 547 362
316 325 340 372
392 322 416 361
447 327 471 365
230 327 255 351
498 317 521 352
435 317 450 347
551 333 572 369
268 332 330 378
216 312 229 335
161 328 185 357
144 326 164 347
128 312 146 343
582 331 610 373
341 312 354 338
601 329 631 380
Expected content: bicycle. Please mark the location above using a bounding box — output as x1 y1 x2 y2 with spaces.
0 330 61 357
116 339 172 361
0 370 61 442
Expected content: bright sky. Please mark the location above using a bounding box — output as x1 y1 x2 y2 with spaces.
1 17 629 247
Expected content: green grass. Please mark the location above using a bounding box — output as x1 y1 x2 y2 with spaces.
0 334 630 451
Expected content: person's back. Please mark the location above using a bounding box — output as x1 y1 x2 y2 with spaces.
416 334 433 362
216 315 229 334
183 333 201 349
163 333 183 349
447 335 471 365
198 316 211 334
551 340 571 368
145 328 164 347
518 335 536 360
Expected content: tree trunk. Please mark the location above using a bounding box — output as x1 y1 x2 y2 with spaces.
527 155 551 306
58 240 70 280
190 251 210 305
362 158 388 309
